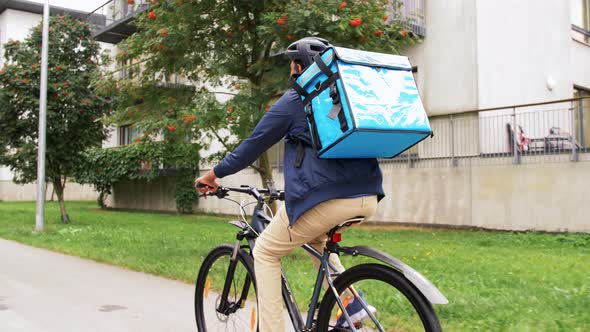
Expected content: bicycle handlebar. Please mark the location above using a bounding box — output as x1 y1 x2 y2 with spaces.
195 182 285 202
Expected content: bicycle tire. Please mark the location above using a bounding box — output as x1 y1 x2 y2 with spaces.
316 263 442 332
194 244 258 332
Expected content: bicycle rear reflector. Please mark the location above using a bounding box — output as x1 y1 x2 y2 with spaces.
332 233 342 243
251 307 256 331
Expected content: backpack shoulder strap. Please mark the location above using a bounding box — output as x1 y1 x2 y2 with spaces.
289 74 308 97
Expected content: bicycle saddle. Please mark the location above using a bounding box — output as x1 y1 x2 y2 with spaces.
332 216 365 232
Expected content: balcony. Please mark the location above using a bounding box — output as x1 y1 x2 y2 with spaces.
86 0 149 44
85 0 426 44
390 0 426 37
0 0 89 21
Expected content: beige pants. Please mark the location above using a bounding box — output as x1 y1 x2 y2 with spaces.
253 196 378 332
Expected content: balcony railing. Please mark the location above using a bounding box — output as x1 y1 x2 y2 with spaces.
390 0 426 37
572 24 590 44
86 0 149 44
262 97 590 171
383 97 590 169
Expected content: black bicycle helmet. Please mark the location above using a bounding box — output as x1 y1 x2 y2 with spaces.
285 37 332 70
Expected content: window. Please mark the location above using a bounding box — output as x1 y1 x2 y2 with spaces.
164 72 180 84
571 0 590 43
117 58 132 79
574 87 590 148
118 125 141 145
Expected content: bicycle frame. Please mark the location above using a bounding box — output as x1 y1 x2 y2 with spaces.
229 202 377 331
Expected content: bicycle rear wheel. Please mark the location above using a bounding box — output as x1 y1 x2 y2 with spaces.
194 244 258 331
316 263 442 332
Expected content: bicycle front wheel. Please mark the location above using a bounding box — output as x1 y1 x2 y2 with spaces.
316 263 442 332
194 244 258 332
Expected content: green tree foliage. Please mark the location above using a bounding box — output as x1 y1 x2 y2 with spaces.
114 0 419 187
76 142 200 213
0 15 113 223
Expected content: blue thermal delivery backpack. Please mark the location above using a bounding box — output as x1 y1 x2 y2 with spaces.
289 46 432 159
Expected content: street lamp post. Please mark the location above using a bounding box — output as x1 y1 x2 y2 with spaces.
35 0 50 232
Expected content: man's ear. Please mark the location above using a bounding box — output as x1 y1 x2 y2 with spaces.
296 63 303 74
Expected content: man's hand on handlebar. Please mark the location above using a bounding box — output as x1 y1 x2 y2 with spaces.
195 169 219 197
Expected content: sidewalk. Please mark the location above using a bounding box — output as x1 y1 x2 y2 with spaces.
0 238 298 331
0 238 195 332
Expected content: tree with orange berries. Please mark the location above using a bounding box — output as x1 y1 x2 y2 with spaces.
115 0 418 188
0 15 112 223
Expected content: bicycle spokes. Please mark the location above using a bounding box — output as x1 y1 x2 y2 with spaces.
329 279 425 331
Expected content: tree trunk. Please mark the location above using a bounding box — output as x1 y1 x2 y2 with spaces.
53 177 70 223
256 150 278 213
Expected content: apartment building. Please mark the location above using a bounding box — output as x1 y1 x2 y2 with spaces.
2 0 588 231
403 0 590 161
407 1 589 113
87 0 589 151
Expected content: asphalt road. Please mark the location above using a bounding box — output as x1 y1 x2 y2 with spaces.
0 238 297 332
0 238 195 332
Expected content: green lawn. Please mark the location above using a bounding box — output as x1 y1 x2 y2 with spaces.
0 201 588 331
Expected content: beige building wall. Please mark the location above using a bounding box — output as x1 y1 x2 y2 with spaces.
7 155 582 233
106 158 590 233
0 181 98 201
404 0 479 115
404 0 590 116
106 178 179 212
475 0 574 108
377 160 590 233
470 163 590 232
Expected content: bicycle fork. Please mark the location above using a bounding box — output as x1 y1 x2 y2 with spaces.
217 235 254 316
215 240 243 315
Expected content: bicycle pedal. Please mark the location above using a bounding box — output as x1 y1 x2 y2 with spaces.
328 321 362 331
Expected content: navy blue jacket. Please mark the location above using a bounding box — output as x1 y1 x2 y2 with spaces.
214 89 384 225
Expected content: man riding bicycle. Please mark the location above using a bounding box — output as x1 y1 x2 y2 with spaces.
196 37 384 332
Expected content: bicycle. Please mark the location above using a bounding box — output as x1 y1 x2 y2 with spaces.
194 184 448 331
